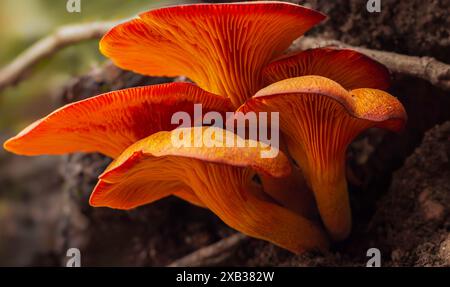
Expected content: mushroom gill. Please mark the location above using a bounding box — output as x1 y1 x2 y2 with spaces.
99 2 325 107
263 48 391 90
239 75 407 240
3 82 232 158
91 127 329 253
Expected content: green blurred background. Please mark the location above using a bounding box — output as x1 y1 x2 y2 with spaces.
0 0 178 132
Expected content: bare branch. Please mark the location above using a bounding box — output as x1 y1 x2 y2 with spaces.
1 20 449 93
293 37 450 91
167 233 247 267
0 21 120 92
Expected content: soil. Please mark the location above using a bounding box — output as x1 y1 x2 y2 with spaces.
306 0 450 63
231 122 450 267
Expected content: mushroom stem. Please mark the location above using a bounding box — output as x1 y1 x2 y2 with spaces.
288 141 351 241
309 162 351 241
183 164 329 254
260 167 318 220
258 135 318 219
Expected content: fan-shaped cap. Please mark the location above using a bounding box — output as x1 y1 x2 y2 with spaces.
4 83 232 158
91 127 329 253
100 2 325 107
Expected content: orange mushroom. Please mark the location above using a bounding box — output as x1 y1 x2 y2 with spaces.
2 2 409 252
4 82 232 158
99 2 325 107
225 114 318 219
263 47 391 90
91 126 329 253
239 76 407 240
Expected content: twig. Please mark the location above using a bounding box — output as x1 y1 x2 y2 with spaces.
1 20 450 92
0 21 121 92
167 233 247 267
293 37 450 91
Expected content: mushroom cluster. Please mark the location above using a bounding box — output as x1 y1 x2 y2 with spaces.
3 2 407 254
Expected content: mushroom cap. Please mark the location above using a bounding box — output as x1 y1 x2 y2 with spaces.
99 2 325 107
4 82 233 158
247 75 406 130
238 75 407 240
100 126 290 182
263 48 391 90
91 127 329 254
92 127 290 210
